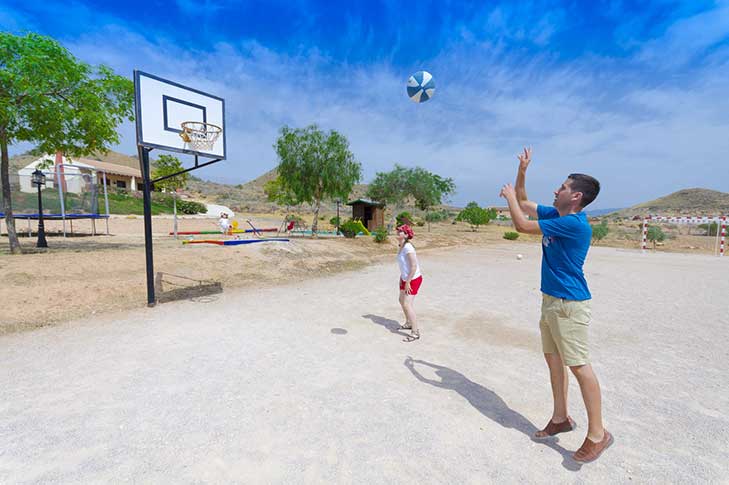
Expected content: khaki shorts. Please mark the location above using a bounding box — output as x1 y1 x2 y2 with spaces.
539 293 591 366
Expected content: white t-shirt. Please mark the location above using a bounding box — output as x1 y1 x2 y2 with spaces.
219 218 231 231
397 242 421 280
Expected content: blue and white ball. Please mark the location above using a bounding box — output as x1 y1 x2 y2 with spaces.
407 71 435 103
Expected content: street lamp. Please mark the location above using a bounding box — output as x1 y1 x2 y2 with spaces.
335 198 341 235
31 169 48 248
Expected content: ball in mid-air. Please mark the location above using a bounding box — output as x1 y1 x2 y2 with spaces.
517 254 523 260
407 71 435 103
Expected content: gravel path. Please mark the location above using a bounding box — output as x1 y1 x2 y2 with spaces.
2 244 728 483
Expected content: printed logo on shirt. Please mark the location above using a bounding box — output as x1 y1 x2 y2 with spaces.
542 235 554 247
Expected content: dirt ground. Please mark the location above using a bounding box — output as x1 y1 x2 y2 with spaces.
0 214 722 335
1 243 727 483
0 215 520 334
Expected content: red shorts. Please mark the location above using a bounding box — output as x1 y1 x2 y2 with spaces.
399 275 423 295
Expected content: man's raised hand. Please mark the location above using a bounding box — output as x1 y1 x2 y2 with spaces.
518 147 532 171
500 183 517 201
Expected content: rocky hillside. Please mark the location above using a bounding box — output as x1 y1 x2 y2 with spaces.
612 188 729 217
187 168 371 214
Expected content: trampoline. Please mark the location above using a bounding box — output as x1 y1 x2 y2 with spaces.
1 163 112 237
0 213 110 236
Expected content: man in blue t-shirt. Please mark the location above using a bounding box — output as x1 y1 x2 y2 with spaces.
499 148 613 463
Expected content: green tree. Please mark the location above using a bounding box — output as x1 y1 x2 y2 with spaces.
366 164 455 232
151 154 188 192
0 32 133 253
152 154 189 237
263 176 300 208
591 220 609 245
274 125 361 233
410 168 456 232
366 164 412 207
456 202 496 231
647 225 666 249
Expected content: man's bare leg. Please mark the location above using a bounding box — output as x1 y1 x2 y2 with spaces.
570 364 604 442
535 352 570 438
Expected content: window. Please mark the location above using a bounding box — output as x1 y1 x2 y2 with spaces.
116 180 127 189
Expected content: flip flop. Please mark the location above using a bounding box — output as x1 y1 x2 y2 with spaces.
403 331 420 342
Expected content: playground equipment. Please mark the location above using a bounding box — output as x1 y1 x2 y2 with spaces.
169 229 277 236
182 238 290 246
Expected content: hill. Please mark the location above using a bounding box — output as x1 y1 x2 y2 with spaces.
187 168 371 214
612 188 729 218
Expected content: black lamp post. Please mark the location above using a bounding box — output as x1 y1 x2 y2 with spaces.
31 168 48 248
335 198 341 235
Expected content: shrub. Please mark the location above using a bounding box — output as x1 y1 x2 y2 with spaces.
425 209 449 223
415 218 425 227
647 226 666 249
150 193 207 214
503 231 520 240
373 226 388 243
699 222 724 236
340 219 370 238
456 202 496 231
329 216 341 227
591 220 609 244
396 211 412 226
176 199 207 215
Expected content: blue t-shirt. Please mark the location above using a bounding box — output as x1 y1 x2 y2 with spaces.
537 205 592 301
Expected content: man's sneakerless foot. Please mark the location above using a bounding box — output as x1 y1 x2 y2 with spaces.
573 430 614 463
533 416 576 440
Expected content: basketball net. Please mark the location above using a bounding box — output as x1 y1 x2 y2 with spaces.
179 121 222 151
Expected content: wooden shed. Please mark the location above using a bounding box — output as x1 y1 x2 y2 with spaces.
346 198 385 232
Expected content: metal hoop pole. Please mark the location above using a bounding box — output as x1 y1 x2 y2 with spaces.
139 146 156 306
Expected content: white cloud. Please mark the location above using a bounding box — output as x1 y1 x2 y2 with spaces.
636 4 729 68
6 2 729 210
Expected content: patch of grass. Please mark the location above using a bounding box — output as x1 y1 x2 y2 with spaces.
106 192 170 215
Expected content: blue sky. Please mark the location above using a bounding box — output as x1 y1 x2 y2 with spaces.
3 0 729 209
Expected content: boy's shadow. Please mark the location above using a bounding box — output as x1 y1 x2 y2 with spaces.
362 314 408 337
404 357 581 471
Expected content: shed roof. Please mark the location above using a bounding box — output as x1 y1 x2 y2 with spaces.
346 198 385 207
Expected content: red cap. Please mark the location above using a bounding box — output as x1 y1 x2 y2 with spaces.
397 224 414 239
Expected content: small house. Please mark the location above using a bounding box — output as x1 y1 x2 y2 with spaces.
347 198 385 232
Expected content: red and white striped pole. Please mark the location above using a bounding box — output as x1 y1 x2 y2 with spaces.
720 216 726 257
642 217 648 252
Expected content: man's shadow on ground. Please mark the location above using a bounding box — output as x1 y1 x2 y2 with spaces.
404 357 581 471
362 314 409 337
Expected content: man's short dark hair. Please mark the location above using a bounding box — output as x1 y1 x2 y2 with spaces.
568 173 600 208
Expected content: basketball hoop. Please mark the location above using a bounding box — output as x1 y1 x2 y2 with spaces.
179 121 222 151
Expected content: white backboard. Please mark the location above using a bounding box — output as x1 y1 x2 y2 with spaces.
134 71 226 159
